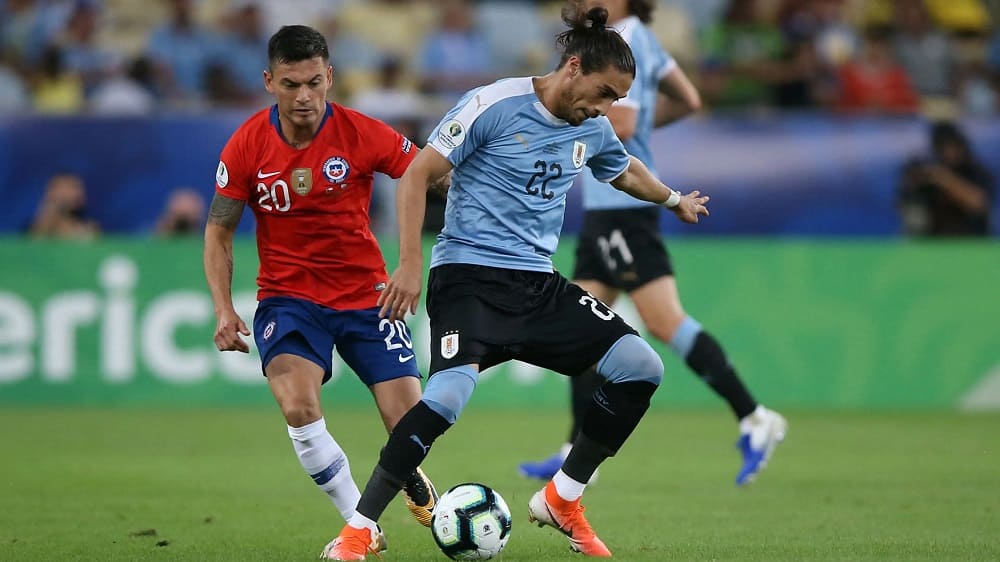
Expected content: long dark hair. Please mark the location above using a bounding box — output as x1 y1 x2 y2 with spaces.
267 25 329 68
556 6 635 77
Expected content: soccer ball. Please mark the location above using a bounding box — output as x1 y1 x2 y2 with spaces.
430 483 512 560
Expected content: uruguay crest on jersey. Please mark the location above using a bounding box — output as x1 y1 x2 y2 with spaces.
572 141 587 168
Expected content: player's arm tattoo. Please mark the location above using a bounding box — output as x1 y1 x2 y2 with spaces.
428 171 452 199
207 193 246 230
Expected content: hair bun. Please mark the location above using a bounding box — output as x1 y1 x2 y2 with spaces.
585 6 609 30
561 3 609 32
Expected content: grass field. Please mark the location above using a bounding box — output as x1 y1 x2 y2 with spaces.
0 407 997 561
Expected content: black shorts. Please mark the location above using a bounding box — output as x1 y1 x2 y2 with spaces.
573 207 674 292
426 264 638 376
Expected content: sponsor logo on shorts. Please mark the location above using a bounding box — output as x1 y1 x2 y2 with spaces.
263 321 276 341
441 331 459 359
401 137 412 154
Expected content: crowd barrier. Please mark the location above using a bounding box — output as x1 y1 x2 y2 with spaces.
1 113 998 236
1 238 997 410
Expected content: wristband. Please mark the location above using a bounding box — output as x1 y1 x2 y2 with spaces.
662 190 681 208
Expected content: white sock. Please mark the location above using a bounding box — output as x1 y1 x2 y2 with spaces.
347 512 379 534
552 469 586 501
287 418 360 521
559 442 572 459
739 405 767 433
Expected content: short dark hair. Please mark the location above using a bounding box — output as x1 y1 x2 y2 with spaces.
628 0 655 24
267 25 329 68
556 5 635 77
930 121 971 155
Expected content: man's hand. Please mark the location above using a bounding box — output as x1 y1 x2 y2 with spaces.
670 190 710 223
214 309 250 353
428 171 452 198
378 263 422 322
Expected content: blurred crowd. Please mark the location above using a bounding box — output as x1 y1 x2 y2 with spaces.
4 0 997 239
0 0 998 118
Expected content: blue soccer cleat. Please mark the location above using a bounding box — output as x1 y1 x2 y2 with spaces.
518 449 565 481
519 444 599 483
736 406 787 486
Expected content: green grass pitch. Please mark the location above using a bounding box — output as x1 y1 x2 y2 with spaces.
0 407 997 561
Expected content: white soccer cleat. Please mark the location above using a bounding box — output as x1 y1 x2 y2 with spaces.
736 406 787 486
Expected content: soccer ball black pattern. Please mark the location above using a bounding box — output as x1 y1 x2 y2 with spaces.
430 483 512 560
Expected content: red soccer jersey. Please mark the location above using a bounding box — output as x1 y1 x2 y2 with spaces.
214 102 416 310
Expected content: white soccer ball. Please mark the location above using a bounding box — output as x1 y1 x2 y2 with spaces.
430 483 512 560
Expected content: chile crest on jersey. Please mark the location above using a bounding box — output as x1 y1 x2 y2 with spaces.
323 156 351 185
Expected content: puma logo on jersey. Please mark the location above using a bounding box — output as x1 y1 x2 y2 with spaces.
257 169 281 179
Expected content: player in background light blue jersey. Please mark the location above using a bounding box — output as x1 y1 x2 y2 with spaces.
325 6 708 560
519 0 787 488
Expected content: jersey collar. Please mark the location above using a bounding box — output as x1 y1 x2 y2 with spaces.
532 101 568 127
269 103 334 146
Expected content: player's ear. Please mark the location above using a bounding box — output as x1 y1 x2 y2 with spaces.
263 69 274 93
567 56 580 78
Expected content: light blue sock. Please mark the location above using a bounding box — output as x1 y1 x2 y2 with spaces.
668 316 702 358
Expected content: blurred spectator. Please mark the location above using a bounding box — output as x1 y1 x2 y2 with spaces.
953 32 998 116
836 27 920 113
474 1 548 74
88 55 157 115
0 52 30 112
325 13 383 101
772 37 836 108
991 30 1000 76
416 0 495 103
253 0 345 33
899 121 993 237
54 0 118 95
1 0 45 64
32 44 85 113
892 0 955 98
350 55 429 122
666 0 730 33
214 0 269 105
155 187 206 237
779 0 860 67
146 0 221 106
339 0 435 57
924 0 992 33
699 0 789 107
30 172 100 239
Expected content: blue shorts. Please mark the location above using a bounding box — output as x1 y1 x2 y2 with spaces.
253 296 420 386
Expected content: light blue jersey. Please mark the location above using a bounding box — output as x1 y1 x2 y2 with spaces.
428 77 630 272
581 16 676 211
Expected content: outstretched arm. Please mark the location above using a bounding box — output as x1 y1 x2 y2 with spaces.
611 156 709 224
378 148 454 322
203 193 250 352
